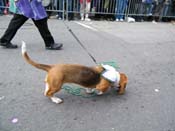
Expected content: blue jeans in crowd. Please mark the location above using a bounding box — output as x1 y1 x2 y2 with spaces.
0 0 4 14
140 2 153 15
115 0 127 20
58 0 73 19
161 4 169 16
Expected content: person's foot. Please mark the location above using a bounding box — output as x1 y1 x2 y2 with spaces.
46 43 63 50
0 42 18 49
85 17 91 21
120 19 124 22
115 18 119 22
81 17 84 21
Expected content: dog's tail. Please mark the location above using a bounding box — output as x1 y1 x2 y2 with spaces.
21 41 52 72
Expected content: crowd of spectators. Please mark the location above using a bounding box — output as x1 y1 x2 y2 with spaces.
1 0 175 22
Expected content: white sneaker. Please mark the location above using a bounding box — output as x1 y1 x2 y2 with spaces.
81 17 84 21
85 17 91 21
120 19 124 22
152 20 157 24
115 19 119 22
58 17 62 20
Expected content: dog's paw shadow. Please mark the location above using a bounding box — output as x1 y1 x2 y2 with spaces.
93 88 128 101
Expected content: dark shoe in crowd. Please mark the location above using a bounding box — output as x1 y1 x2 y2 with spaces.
0 42 18 49
46 43 63 50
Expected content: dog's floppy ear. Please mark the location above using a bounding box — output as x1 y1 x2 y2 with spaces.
120 73 128 84
115 73 127 95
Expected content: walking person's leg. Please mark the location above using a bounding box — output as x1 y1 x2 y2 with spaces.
0 14 28 48
32 17 63 50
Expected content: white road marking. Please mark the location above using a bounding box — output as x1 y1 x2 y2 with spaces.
74 22 98 32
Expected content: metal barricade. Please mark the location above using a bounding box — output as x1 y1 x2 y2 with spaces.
45 0 175 21
127 0 175 20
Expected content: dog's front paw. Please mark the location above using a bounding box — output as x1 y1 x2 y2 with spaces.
50 97 63 104
96 90 104 95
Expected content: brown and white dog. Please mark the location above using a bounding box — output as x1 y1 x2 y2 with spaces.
21 41 128 104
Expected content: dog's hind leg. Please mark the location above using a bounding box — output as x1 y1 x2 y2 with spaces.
44 77 63 104
45 83 63 104
50 96 63 104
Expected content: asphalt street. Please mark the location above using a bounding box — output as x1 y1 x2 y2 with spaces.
0 15 175 131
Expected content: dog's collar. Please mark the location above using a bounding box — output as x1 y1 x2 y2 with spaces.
101 64 120 83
